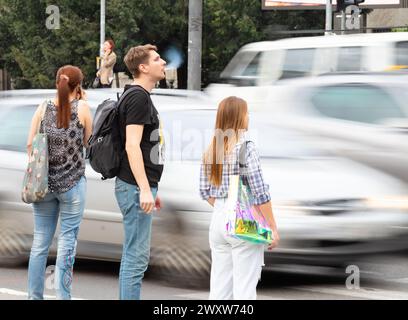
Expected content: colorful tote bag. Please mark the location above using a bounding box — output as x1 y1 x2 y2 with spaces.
225 142 273 245
21 101 49 204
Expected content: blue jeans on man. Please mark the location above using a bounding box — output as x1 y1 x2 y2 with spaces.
115 177 157 300
27 176 86 300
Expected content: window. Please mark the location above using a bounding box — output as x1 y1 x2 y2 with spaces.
310 85 405 124
280 49 315 80
395 41 408 67
221 51 260 78
219 50 262 86
336 47 362 72
242 53 261 77
0 105 37 152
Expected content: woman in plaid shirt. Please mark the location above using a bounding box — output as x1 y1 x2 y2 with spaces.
200 96 279 300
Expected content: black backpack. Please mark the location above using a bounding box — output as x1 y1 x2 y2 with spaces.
86 87 144 180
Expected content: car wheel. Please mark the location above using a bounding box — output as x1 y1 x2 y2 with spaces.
149 242 211 289
0 225 30 267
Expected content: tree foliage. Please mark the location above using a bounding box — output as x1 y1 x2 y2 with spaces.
0 0 324 89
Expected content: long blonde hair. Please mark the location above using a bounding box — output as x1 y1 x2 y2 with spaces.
203 96 248 186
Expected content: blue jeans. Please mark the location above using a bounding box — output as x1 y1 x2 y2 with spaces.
27 176 86 300
115 177 157 300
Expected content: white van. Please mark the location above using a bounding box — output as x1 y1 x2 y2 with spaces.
205 32 408 105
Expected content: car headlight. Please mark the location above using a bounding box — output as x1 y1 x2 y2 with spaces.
364 196 408 211
274 197 408 216
273 198 365 215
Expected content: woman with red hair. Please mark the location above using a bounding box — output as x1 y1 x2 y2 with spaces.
97 39 117 88
26 65 93 300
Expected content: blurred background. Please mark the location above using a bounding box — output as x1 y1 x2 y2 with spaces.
1 0 408 299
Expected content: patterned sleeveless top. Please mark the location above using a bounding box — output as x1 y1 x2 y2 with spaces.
40 99 85 193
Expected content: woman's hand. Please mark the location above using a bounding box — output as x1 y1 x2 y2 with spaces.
267 230 280 251
207 197 215 207
79 88 87 100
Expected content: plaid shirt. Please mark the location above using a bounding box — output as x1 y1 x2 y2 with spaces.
199 140 271 206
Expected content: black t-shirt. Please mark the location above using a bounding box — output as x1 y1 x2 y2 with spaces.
117 85 164 188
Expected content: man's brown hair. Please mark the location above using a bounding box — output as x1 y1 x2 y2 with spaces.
124 44 158 78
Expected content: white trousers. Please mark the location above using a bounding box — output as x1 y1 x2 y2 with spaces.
209 198 265 300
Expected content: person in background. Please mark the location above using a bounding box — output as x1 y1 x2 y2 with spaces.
97 39 117 88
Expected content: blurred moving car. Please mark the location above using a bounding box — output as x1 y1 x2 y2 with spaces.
260 72 408 184
1 90 408 283
205 32 408 108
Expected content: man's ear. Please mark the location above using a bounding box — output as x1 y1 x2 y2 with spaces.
139 63 148 74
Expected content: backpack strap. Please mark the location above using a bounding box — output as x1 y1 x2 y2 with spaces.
117 86 142 108
117 86 155 121
116 86 155 146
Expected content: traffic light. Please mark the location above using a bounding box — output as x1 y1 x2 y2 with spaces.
337 0 365 12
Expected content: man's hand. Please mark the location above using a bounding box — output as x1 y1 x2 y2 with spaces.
155 195 162 211
140 189 155 214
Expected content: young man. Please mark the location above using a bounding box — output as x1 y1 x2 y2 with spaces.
115 44 166 300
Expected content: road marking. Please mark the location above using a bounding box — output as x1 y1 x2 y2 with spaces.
175 292 208 300
175 291 286 300
0 288 84 300
293 285 408 300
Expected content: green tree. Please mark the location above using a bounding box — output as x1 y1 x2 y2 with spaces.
0 0 100 88
0 0 324 89
0 0 189 88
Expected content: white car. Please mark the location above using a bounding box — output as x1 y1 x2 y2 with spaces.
1 90 408 283
253 73 408 186
205 32 408 109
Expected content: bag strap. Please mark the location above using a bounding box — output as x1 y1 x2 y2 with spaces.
117 86 139 107
116 86 155 147
117 86 155 120
36 100 48 134
238 140 250 185
238 140 249 169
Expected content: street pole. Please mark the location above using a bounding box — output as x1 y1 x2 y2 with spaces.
187 0 202 91
341 9 346 35
325 0 332 35
100 0 106 59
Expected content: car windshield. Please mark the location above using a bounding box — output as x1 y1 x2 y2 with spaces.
310 84 407 124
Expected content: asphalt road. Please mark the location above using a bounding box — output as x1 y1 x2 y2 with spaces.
1 254 408 300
